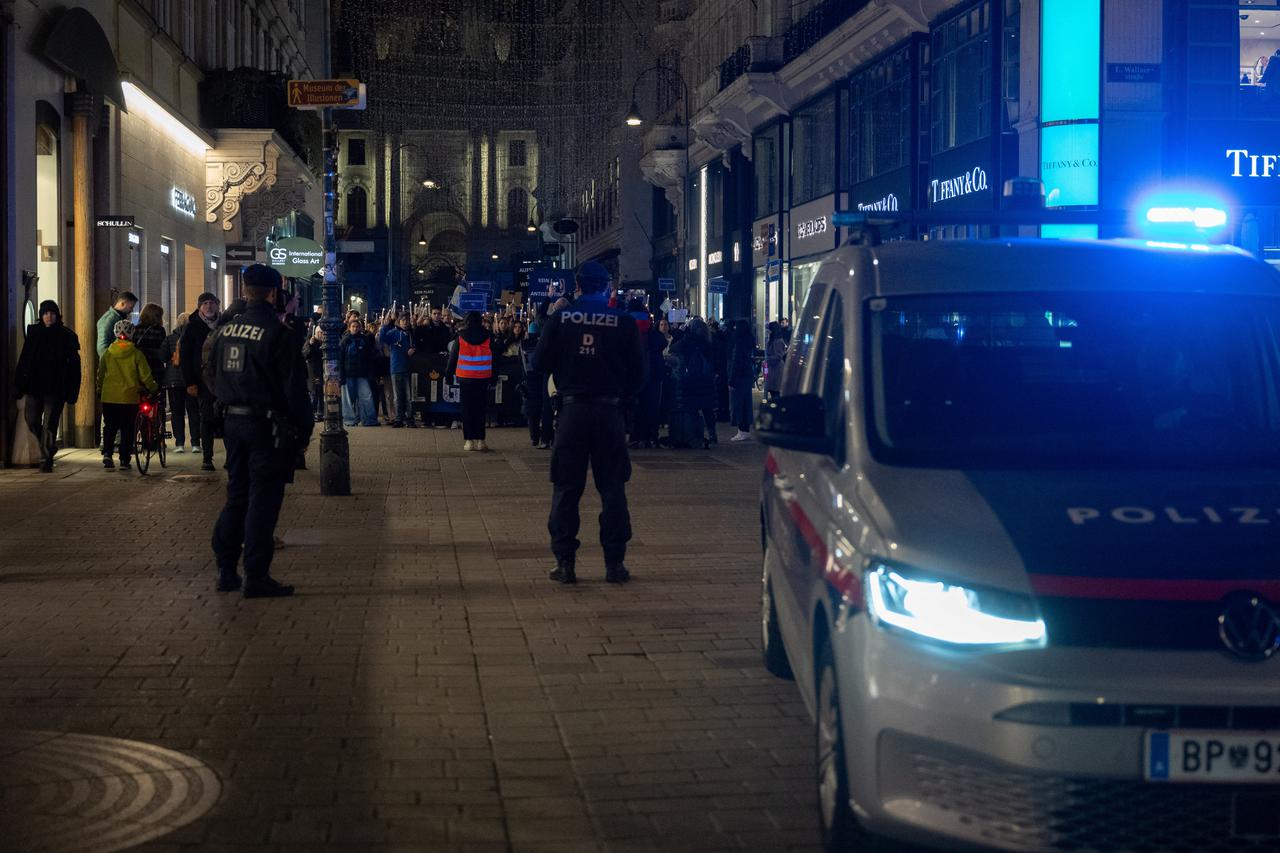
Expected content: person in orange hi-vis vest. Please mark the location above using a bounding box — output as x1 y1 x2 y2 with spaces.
445 311 496 451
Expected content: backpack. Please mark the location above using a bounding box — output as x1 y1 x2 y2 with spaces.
679 347 713 385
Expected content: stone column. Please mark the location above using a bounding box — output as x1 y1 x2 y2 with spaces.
69 93 97 449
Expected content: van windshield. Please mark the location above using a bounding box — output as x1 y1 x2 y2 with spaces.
867 292 1280 469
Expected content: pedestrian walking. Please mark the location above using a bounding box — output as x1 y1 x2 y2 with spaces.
14 300 81 472
208 264 314 598
378 312 417 427
445 311 495 451
160 314 200 453
95 291 137 357
728 319 756 441
97 319 158 471
532 261 647 584
180 292 221 470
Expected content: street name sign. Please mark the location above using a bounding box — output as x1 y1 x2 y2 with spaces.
287 79 366 110
657 277 676 292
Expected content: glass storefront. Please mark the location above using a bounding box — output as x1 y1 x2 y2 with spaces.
852 45 915 185
35 124 60 309
931 1 993 156
1237 1 1280 111
790 261 820 320
790 94 837 206
753 124 782 219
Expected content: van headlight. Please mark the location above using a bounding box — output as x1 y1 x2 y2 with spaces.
866 564 1047 647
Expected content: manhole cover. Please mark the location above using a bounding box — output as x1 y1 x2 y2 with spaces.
0 731 221 853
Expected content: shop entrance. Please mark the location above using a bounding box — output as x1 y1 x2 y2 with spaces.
35 123 60 310
184 245 204 314
159 239 174 318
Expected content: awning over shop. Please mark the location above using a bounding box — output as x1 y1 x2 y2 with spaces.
42 8 126 110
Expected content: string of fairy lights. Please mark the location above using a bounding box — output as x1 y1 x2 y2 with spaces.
337 0 646 221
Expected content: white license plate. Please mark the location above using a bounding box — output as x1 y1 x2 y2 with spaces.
1146 731 1280 783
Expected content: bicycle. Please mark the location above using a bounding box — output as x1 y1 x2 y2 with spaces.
134 393 167 475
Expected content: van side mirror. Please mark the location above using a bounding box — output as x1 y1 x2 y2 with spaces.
755 393 835 456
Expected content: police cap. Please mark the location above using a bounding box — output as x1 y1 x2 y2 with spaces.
575 261 609 294
243 263 283 291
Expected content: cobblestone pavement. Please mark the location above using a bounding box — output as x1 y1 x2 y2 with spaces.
0 423 820 852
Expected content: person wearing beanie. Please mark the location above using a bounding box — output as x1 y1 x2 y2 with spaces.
180 290 221 471
97 318 158 471
14 300 81 472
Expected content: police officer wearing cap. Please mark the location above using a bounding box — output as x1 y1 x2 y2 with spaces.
208 264 314 597
532 261 647 584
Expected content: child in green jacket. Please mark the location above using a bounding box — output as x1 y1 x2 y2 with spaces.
97 319 158 470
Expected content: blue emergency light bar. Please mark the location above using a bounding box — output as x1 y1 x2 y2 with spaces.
1144 206 1228 230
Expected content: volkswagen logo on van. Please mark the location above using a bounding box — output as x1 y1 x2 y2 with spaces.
1218 594 1280 661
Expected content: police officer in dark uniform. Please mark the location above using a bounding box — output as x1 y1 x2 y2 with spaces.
532 261 647 584
209 264 315 597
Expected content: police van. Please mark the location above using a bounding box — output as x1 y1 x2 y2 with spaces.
756 207 1280 851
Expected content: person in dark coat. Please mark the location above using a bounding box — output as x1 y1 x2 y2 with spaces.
625 298 665 449
129 303 167 384
445 311 497 450
14 300 81 472
521 305 557 448
763 321 787 396
180 291 221 470
727 320 756 441
302 321 325 421
670 317 719 448
160 313 200 453
709 320 730 422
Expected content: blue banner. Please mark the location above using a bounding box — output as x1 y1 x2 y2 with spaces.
458 292 488 312
657 277 676 292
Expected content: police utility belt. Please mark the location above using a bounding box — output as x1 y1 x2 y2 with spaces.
223 404 299 450
560 395 620 407
224 405 269 418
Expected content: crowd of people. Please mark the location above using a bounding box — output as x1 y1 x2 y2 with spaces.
306 297 792 453
13 284 794 474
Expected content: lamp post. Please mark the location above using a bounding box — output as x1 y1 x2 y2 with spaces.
624 63 693 315
387 141 439 304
